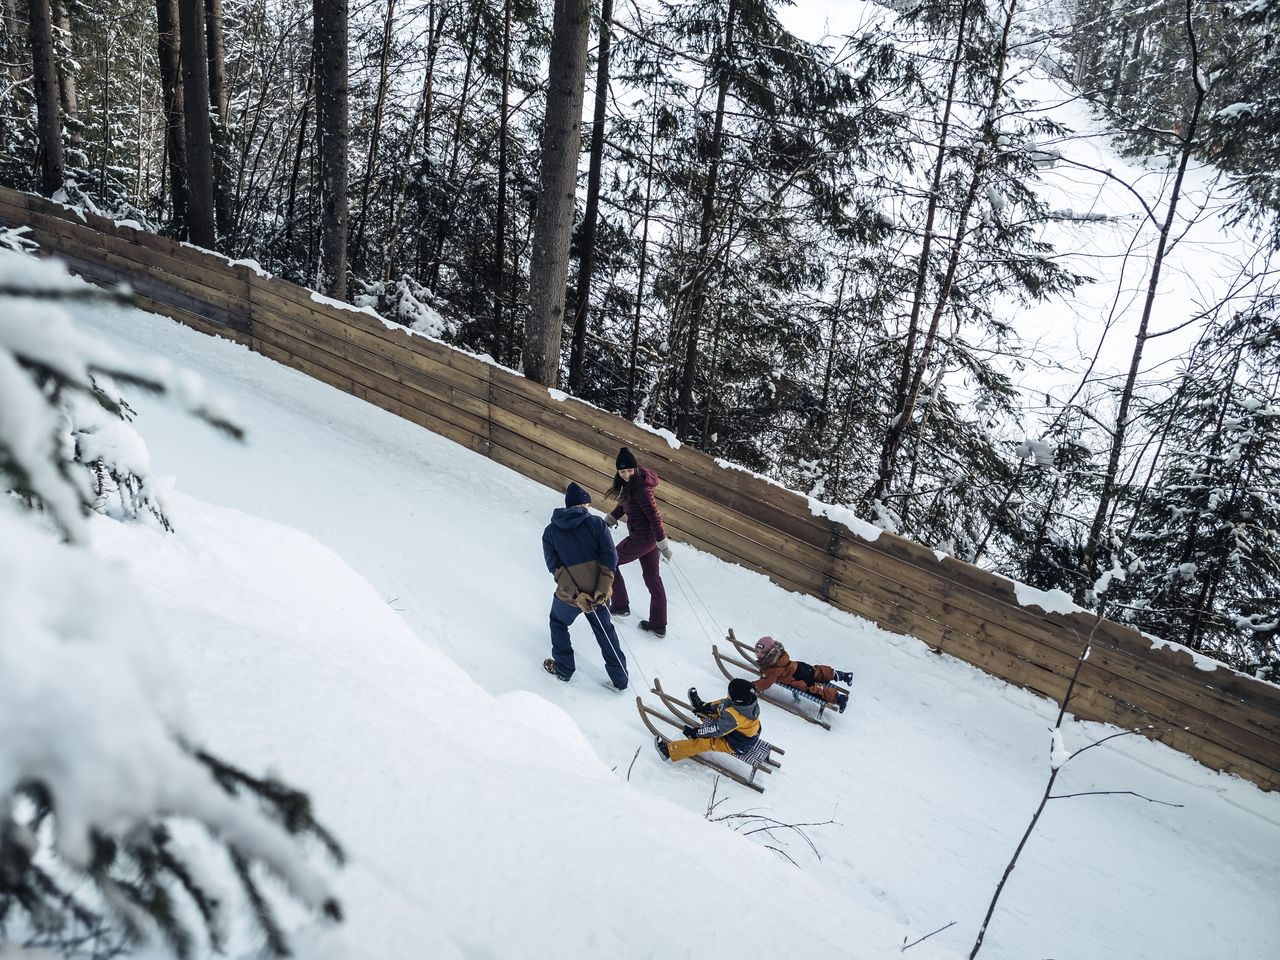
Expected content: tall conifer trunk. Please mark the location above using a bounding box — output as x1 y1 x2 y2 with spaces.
204 0 233 238
524 0 591 387
567 0 614 392
27 0 65 197
52 1 78 149
493 0 512 360
177 0 216 246
675 0 738 440
314 0 348 299
352 0 396 271
155 0 187 230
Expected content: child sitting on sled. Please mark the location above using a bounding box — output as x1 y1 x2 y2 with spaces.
654 679 761 762
752 636 852 713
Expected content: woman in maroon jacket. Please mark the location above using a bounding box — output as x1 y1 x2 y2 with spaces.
604 447 670 637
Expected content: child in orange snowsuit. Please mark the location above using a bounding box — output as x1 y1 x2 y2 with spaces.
753 636 852 713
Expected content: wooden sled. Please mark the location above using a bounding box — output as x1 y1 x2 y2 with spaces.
636 679 782 793
713 628 848 731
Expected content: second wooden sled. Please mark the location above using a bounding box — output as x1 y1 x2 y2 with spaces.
713 628 848 731
636 680 783 794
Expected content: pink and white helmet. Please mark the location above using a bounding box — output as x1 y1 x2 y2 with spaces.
754 636 776 657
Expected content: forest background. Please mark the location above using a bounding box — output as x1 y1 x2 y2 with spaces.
3 0 1278 677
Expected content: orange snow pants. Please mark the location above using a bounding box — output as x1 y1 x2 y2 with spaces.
781 664 838 703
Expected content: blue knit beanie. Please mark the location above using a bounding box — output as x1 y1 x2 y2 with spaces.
564 482 592 507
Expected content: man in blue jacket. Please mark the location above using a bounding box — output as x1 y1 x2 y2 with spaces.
541 482 628 690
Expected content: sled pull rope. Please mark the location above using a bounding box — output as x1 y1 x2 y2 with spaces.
588 604 651 692
669 556 722 645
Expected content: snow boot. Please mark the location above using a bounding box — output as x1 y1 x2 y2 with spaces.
653 736 670 761
639 620 666 638
687 687 706 712
835 691 849 713
543 658 570 682
611 605 631 618
834 670 854 685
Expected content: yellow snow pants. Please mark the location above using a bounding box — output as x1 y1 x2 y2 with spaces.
667 736 736 762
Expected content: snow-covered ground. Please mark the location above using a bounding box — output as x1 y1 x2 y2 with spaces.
68 293 1280 959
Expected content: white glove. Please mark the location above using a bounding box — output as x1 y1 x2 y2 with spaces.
657 538 672 561
604 513 619 529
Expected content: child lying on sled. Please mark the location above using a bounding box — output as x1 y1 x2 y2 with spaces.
752 635 852 713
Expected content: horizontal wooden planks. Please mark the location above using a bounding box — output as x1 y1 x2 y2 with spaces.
250 335 489 456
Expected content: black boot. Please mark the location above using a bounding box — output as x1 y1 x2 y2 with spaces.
639 620 666 638
543 658 571 682
835 691 849 713
653 736 670 761
834 670 853 685
687 687 706 712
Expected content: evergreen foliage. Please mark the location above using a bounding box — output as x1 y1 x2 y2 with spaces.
0 250 343 956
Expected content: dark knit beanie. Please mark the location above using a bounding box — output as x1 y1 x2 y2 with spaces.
728 678 757 705
616 447 638 470
564 482 592 507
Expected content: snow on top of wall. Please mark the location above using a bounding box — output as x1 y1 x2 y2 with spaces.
227 257 270 277
1013 582 1083 616
309 290 385 321
635 421 681 449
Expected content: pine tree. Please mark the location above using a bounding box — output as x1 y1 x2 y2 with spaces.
0 248 344 956
1114 301 1280 674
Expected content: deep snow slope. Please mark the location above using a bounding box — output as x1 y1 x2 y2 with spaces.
70 297 1280 960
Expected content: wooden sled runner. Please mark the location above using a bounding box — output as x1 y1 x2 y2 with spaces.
636 678 783 794
713 628 847 731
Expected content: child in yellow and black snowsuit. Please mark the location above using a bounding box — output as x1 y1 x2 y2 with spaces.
654 678 761 762
753 635 852 713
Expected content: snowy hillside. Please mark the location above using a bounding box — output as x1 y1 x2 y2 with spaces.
62 283 1279 959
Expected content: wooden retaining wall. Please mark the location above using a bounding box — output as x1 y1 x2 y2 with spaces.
4 184 1279 792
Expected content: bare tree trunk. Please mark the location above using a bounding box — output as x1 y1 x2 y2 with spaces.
95 31 109 202
204 0 233 238
177 0 216 246
427 0 480 290
27 0 64 197
567 0 614 392
284 59 312 242
413 1 446 276
889 0 1018 507
675 0 738 440
1080 0 1207 597
351 0 396 271
523 0 591 387
871 0 972 502
383 65 425 281
314 0 348 298
156 0 188 230
493 0 511 359
204 0 227 122
627 84 658 420
2 0 21 87
52 1 77 149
